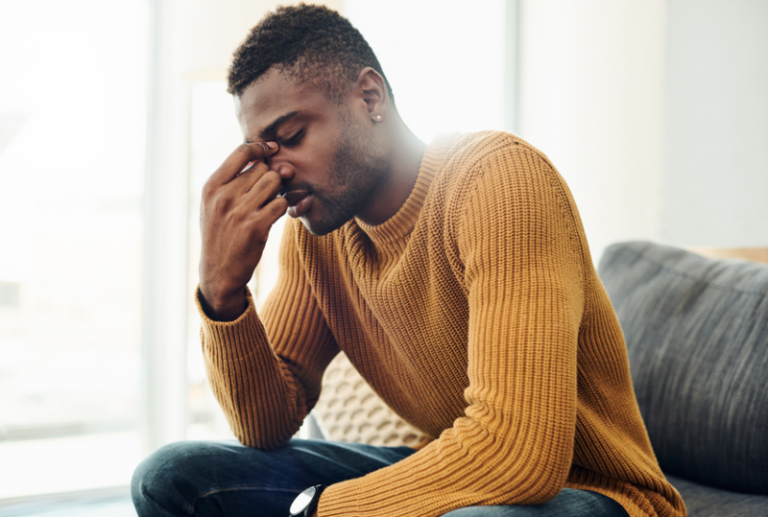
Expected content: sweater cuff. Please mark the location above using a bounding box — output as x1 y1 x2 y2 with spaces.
195 285 254 324
196 285 265 360
317 478 360 517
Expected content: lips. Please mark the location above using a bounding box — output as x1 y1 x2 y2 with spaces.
281 190 314 218
282 190 310 206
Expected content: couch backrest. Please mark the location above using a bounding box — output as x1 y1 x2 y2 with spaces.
598 241 768 495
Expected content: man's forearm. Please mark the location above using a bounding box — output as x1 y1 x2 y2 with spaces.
198 287 309 449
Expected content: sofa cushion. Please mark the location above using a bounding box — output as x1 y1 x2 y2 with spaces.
597 241 768 494
666 475 768 517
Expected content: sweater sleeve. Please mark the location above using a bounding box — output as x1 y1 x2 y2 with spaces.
199 219 340 450
318 145 587 516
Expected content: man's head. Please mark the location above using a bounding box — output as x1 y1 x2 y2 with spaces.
227 4 394 103
228 4 400 236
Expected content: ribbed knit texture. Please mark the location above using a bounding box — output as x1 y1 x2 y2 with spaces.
197 132 686 517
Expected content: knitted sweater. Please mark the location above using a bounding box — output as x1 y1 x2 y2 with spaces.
198 131 686 517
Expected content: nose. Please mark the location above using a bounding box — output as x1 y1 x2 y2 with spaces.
266 153 295 183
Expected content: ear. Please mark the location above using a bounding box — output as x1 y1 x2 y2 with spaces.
356 67 389 124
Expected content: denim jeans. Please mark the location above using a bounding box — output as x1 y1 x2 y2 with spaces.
131 439 629 517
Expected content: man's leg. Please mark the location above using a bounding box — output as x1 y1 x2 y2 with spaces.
441 489 629 517
131 438 415 517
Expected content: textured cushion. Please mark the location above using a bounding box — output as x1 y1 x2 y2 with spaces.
598 241 768 494
313 352 431 448
666 475 768 517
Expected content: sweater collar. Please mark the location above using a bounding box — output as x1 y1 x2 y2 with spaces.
355 134 453 245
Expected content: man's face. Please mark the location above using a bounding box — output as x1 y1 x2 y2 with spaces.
235 68 389 236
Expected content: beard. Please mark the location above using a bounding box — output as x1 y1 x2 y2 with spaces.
300 110 389 236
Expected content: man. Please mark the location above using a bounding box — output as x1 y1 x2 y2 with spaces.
132 5 686 517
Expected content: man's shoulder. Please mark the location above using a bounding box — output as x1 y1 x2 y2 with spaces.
430 131 556 199
434 131 553 181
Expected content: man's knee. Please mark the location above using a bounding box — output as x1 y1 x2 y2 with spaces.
131 441 219 512
132 440 308 516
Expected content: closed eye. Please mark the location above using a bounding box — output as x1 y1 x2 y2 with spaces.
280 129 305 147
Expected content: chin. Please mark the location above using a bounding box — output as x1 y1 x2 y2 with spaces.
299 216 333 237
299 212 352 237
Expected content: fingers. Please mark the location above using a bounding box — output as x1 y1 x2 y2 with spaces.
245 167 283 208
260 195 288 226
238 195 287 245
207 141 279 187
234 159 272 191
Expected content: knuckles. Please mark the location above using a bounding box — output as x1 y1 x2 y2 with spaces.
253 169 280 190
250 161 270 176
238 141 273 159
206 193 232 220
201 180 217 200
270 197 289 215
236 142 259 159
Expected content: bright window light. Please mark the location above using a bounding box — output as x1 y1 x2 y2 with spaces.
0 0 147 498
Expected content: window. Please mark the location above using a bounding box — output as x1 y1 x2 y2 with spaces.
0 0 147 498
185 81 244 441
0 282 20 308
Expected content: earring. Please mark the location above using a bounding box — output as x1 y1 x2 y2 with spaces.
374 115 383 122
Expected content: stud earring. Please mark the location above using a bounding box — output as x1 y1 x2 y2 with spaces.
374 115 383 122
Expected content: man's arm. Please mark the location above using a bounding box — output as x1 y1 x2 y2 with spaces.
198 143 340 449
316 145 586 517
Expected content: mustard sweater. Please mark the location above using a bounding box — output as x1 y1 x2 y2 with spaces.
198 132 686 517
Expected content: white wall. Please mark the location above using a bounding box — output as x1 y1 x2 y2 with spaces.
661 0 768 247
518 0 666 260
344 0 507 144
517 0 768 259
169 0 342 81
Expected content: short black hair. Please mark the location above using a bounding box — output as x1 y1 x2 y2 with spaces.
227 3 394 103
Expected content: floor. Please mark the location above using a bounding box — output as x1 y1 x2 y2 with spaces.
0 496 135 517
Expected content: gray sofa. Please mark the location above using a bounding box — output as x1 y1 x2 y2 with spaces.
598 241 768 516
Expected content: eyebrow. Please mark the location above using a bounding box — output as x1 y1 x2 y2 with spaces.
252 111 300 142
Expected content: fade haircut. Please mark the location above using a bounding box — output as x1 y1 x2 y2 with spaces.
227 4 394 104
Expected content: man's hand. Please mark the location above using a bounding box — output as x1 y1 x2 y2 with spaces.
199 141 287 321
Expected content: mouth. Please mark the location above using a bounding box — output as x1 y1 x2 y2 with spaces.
281 190 310 206
281 189 314 218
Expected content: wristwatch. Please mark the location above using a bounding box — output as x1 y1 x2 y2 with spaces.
289 484 325 517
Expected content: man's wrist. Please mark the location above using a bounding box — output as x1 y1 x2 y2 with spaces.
198 286 248 322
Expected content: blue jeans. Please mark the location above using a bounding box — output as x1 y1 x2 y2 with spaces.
131 439 629 517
